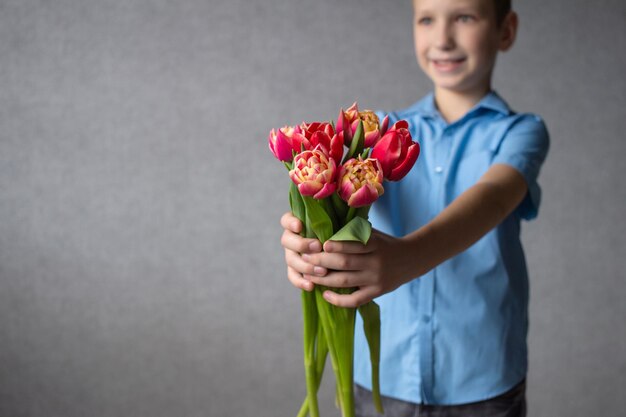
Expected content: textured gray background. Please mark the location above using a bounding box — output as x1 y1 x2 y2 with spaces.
1 0 625 416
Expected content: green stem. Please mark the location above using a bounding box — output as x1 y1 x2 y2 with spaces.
345 207 357 224
315 285 356 417
302 290 320 417
314 287 343 412
358 301 383 414
296 323 329 417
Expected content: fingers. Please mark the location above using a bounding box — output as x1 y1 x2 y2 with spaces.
322 286 380 308
287 266 314 292
281 229 322 254
323 239 376 254
302 251 370 272
305 270 370 289
285 248 327 276
280 211 302 233
280 212 323 254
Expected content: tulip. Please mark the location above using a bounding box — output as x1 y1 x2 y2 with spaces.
337 103 390 149
336 102 361 146
338 157 385 208
358 110 386 148
289 147 338 200
370 120 420 181
300 122 344 164
268 125 307 162
300 121 335 140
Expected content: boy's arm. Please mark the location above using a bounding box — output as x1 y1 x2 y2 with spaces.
287 163 528 308
403 163 528 278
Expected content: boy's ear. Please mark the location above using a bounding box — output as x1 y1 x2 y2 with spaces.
498 11 518 51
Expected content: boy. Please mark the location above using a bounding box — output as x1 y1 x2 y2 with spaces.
280 0 549 415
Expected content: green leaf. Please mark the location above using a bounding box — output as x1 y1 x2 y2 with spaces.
330 192 348 220
329 216 372 245
343 120 364 163
358 301 384 414
319 197 339 232
289 183 306 224
302 196 334 243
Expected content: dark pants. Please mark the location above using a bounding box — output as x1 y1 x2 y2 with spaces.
354 380 526 417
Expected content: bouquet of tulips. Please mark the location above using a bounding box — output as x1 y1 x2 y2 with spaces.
269 103 419 417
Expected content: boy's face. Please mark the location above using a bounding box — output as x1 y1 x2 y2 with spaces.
413 0 515 96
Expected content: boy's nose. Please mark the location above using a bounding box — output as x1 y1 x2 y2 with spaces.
434 22 455 50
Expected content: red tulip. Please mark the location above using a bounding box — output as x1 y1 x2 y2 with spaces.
370 120 420 181
300 122 344 164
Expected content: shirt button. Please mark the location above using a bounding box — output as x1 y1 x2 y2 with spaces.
434 166 443 174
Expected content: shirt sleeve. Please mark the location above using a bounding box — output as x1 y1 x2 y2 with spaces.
492 114 550 220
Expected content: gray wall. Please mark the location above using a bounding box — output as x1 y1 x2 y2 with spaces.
1 0 624 416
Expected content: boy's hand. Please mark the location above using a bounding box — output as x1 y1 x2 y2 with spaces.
280 212 323 292
301 231 410 308
281 211 413 307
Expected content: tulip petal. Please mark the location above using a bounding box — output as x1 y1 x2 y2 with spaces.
363 131 380 148
380 115 389 136
348 183 381 208
313 182 337 199
269 130 294 162
298 181 323 197
330 134 344 164
371 132 402 177
388 142 420 181
391 120 409 130
339 179 355 202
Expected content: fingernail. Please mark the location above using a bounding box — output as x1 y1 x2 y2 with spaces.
302 253 310 261
324 242 334 252
309 241 321 252
313 266 325 275
323 291 332 302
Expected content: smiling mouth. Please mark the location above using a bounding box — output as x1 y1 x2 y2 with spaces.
431 58 466 71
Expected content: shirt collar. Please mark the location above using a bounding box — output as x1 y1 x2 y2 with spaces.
417 90 512 120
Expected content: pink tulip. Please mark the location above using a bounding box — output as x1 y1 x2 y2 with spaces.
357 110 386 148
336 102 361 146
338 157 385 208
370 120 420 181
337 103 389 148
268 125 306 162
289 147 337 199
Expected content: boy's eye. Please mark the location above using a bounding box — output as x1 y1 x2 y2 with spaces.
456 15 475 23
416 16 432 25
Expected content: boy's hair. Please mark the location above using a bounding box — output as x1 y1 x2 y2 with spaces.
494 0 512 26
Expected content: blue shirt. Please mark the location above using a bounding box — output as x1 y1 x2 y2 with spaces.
353 91 550 405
